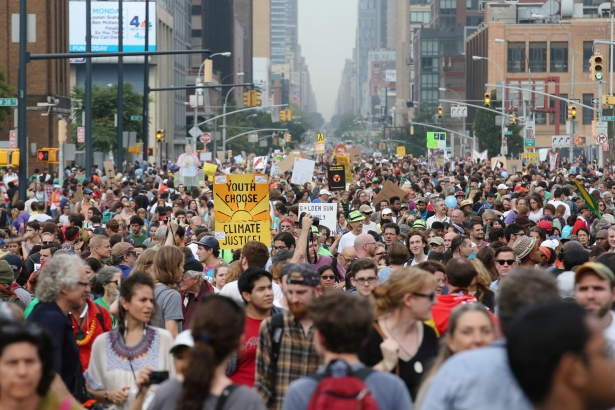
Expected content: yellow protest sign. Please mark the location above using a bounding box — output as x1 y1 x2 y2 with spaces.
203 163 218 180
213 174 271 249
521 152 540 164
337 156 353 183
396 146 406 157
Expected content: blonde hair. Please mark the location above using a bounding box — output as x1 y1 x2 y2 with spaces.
224 261 242 284
470 259 492 288
372 267 437 317
516 206 529 217
153 245 185 285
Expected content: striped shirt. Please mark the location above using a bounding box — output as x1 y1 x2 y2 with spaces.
254 310 322 410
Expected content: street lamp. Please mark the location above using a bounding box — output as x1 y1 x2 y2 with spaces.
222 73 246 154
472 56 506 155
439 87 464 157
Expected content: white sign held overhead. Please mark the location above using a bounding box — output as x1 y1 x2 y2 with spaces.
298 203 338 234
552 135 570 148
291 158 316 186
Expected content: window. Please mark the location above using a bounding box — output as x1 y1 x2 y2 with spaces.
421 39 439 56
529 42 547 72
466 16 483 26
411 11 431 24
439 16 456 29
467 0 473 8
583 94 593 124
507 42 526 73
420 89 439 104
535 112 547 125
191 30 202 38
550 93 567 125
191 5 201 15
583 41 593 72
421 74 439 88
421 57 439 72
440 0 456 13
550 42 568 72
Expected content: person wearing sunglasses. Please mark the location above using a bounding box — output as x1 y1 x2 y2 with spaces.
490 246 517 295
359 267 438 401
317 265 340 289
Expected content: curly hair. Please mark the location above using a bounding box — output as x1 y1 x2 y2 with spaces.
35 254 84 303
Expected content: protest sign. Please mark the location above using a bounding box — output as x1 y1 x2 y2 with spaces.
350 147 362 163
234 155 244 164
299 203 338 234
278 154 295 173
203 163 218 180
291 158 316 185
372 180 407 206
337 156 353 183
103 161 115 180
396 146 406 157
217 151 226 164
327 165 346 191
253 156 267 170
213 174 271 249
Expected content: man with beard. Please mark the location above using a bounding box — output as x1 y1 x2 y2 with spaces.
469 219 487 250
416 197 434 221
596 229 610 251
574 257 615 350
254 263 322 410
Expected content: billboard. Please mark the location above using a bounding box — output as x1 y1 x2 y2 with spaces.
69 2 156 52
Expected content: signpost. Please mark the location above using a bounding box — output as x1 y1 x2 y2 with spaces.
524 138 536 148
450 105 467 118
9 130 16 149
603 116 615 121
130 115 143 121
200 132 211 143
597 134 608 145
77 127 85 143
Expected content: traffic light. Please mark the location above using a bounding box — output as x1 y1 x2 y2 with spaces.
510 115 516 124
36 148 58 163
590 52 604 81
280 109 287 122
567 105 577 121
437 105 443 119
484 93 491 107
574 136 586 146
156 129 165 143
58 119 68 144
287 109 292 121
243 92 252 107
146 148 153 156
284 133 292 142
253 91 262 107
9 150 19 167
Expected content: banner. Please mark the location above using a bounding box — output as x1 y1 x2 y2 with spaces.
549 151 558 171
574 180 601 219
327 165 346 191
291 158 316 185
350 147 362 163
298 203 338 234
396 146 406 157
337 156 354 183
471 149 488 162
214 174 271 249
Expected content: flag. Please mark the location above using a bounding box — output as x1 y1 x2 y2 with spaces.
574 180 601 219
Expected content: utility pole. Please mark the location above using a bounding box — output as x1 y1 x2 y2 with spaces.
17 0 27 200
117 0 124 172
85 0 93 178
142 0 150 162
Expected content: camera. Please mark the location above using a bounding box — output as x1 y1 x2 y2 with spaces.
148 371 169 385
298 212 320 229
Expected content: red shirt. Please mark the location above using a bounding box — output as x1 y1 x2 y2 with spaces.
70 298 113 371
230 316 263 387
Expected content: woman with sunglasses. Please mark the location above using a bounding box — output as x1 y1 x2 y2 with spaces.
359 267 438 400
94 266 122 328
0 321 84 410
317 265 340 289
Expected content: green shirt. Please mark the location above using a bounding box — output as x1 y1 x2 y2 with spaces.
24 298 39 318
128 232 148 245
94 297 117 328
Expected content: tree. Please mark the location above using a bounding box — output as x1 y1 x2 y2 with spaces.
0 66 14 129
394 105 439 157
71 84 146 153
473 90 523 158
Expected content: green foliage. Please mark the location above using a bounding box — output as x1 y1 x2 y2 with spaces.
0 66 14 130
394 105 439 157
472 90 523 157
71 84 146 153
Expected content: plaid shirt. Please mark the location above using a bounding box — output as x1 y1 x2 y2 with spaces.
44 184 54 206
254 310 322 410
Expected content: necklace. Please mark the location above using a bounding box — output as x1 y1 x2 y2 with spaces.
383 317 419 359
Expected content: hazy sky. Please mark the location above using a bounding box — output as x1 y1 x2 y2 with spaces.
298 0 357 122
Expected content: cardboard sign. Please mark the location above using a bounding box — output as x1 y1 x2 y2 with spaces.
291 158 316 186
217 151 226 164
278 154 296 173
328 165 346 191
372 180 408 206
396 146 406 157
350 147 362 163
299 203 338 234
213 174 271 249
337 156 353 184
203 163 218 179
103 161 115 180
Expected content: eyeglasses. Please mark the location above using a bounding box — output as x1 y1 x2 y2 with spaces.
355 277 378 284
321 275 336 280
41 241 53 245
375 252 385 257
496 259 517 266
412 291 436 301
341 255 358 263
273 245 288 251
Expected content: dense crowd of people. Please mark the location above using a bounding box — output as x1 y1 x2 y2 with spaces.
0 155 615 410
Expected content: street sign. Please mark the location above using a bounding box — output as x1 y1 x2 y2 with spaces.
0 99 17 107
130 115 143 121
77 127 85 143
9 130 16 149
317 133 325 143
525 121 535 130
603 144 610 151
597 134 608 144
604 116 615 121
500 146 508 155
505 131 513 136
189 126 201 138
592 98 600 104
502 137 508 146
552 135 570 148
524 138 536 147
596 121 608 133
200 132 211 143
450 105 467 118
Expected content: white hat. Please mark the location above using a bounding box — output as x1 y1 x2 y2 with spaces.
497 184 508 190
541 239 559 250
170 329 194 354
319 189 331 196
382 208 393 215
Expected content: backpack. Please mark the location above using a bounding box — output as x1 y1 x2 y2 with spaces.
306 360 378 410
102 210 115 224
265 313 285 407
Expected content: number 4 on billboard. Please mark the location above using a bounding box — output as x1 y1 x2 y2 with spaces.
130 16 140 27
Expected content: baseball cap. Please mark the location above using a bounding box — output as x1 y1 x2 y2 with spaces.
111 242 135 257
497 184 508 190
535 186 545 193
416 197 427 204
381 208 393 216
359 204 373 213
575 262 615 286
3 254 22 278
319 189 331 196
197 236 220 251
280 263 320 287
537 220 552 233
455 191 465 197
170 329 195 354
83 188 93 195
430 237 445 246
